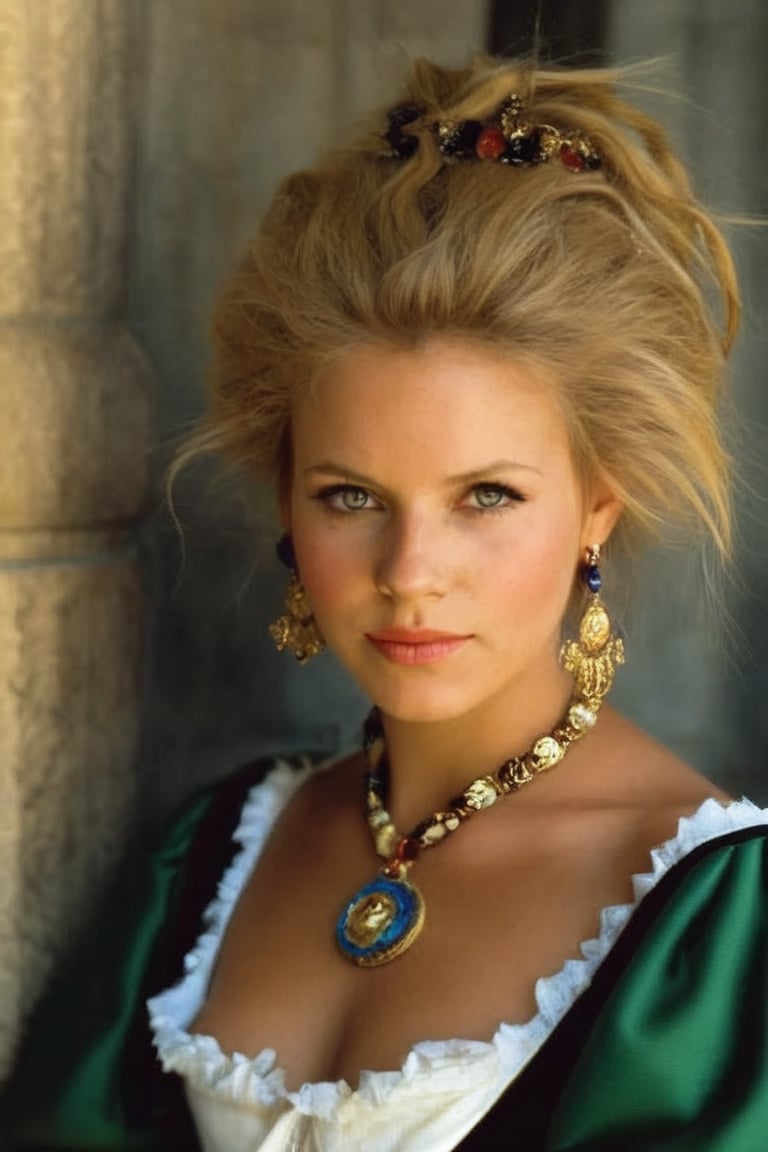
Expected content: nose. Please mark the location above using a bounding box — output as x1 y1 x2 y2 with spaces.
374 510 449 602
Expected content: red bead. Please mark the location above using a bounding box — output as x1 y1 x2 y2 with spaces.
475 127 506 160
560 146 585 171
394 836 420 863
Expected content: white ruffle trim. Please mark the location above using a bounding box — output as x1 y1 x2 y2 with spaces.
148 772 768 1119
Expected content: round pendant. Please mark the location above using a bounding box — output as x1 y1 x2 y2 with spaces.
336 876 425 967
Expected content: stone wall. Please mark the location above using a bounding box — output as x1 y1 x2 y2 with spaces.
0 2 152 1079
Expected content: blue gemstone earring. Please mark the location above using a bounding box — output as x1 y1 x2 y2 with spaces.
269 533 325 664
584 546 603 594
560 544 625 705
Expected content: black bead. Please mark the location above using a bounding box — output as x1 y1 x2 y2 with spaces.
457 120 483 154
503 130 540 166
387 103 423 130
385 126 419 159
384 103 424 159
365 773 386 800
412 818 433 842
439 119 483 158
363 707 384 747
275 533 296 570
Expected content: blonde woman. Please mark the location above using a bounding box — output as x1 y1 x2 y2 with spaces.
10 56 767 1152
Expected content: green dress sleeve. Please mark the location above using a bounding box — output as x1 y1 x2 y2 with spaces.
455 822 768 1151
548 826 768 1151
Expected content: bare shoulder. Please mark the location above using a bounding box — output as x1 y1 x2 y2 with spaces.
288 748 363 817
588 705 733 850
251 747 365 866
273 747 361 814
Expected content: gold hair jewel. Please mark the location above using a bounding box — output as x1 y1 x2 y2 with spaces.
383 94 601 172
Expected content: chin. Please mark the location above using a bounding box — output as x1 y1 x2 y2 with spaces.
364 678 484 726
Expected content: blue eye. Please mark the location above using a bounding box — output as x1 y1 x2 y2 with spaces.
339 487 370 510
469 483 523 509
316 484 375 512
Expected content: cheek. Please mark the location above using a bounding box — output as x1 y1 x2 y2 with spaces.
298 553 344 616
494 507 582 624
290 519 362 619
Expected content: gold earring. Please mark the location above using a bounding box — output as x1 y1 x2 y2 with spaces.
269 534 325 664
560 544 624 706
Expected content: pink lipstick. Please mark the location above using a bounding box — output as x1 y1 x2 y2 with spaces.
366 629 471 665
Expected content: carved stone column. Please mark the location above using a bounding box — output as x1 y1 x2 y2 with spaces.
0 3 152 1077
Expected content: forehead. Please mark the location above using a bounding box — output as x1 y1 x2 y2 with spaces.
291 338 573 475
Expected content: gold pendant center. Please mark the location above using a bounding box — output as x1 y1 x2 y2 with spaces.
344 892 397 947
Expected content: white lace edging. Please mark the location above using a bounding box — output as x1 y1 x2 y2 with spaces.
148 759 315 1109
148 779 768 1118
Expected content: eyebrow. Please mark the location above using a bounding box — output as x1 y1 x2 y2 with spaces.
304 458 542 484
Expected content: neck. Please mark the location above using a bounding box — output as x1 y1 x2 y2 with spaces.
375 660 575 831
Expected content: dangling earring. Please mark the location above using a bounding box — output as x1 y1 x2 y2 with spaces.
269 533 325 664
560 544 624 705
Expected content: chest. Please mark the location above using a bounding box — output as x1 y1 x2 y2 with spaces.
191 802 648 1089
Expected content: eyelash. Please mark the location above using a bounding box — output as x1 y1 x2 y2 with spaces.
312 482 525 514
468 483 525 512
314 484 380 513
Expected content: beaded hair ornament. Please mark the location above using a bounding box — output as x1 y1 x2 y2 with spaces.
383 94 602 173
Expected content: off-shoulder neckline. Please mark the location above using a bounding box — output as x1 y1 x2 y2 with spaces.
148 761 768 1118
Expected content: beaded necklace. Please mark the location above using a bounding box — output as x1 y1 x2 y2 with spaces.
335 694 599 967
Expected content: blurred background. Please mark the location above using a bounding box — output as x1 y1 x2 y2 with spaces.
0 0 766 1085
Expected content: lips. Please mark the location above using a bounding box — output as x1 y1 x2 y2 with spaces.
365 629 472 665
367 628 465 643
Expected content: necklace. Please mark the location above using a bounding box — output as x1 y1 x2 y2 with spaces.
335 691 601 967
335 546 623 967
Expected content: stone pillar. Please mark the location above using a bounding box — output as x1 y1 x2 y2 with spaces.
0 3 152 1078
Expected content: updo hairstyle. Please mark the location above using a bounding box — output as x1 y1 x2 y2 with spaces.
184 55 740 559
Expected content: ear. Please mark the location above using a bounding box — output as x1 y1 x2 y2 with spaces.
580 472 622 552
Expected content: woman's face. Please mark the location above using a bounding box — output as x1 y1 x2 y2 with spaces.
287 338 619 724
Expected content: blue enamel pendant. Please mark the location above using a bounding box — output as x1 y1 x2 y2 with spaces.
336 876 425 967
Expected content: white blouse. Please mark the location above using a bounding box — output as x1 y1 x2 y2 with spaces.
147 761 768 1152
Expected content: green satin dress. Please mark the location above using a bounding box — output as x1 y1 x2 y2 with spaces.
2 758 767 1152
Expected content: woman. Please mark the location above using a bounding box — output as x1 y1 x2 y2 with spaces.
9 54 766 1152
144 55 768 1150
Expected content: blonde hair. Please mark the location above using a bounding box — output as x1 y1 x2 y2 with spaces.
177 56 740 558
